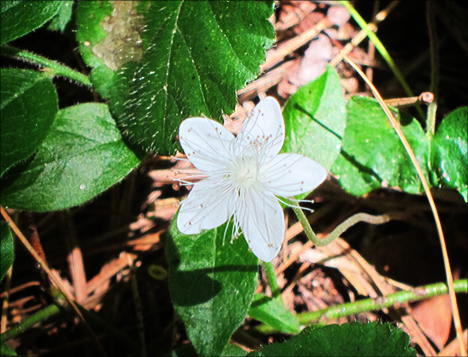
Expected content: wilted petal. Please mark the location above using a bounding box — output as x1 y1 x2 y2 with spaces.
260 153 327 197
177 177 235 235
235 97 285 160
179 117 234 172
238 188 285 262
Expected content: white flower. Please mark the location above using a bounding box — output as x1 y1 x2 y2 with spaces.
176 97 327 262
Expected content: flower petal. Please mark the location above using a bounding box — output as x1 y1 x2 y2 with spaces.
236 97 285 160
179 117 235 172
177 177 235 235
237 188 285 262
260 153 327 197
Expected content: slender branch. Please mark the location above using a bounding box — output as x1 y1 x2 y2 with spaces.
262 262 282 299
0 304 61 344
253 279 467 334
426 1 439 137
297 279 468 325
339 1 425 121
0 45 92 87
0 206 108 357
287 198 393 247
0 302 140 351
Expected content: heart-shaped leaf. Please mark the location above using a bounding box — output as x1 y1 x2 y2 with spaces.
0 103 142 212
247 322 416 356
0 68 58 176
76 1 275 155
167 214 259 357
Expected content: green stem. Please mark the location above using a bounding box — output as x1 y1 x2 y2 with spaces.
0 302 139 351
0 45 92 87
297 279 468 325
425 1 439 137
254 279 468 334
288 198 392 247
0 303 61 343
339 1 425 121
262 261 282 299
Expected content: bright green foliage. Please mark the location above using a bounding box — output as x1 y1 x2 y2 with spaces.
48 0 74 32
332 97 426 195
0 222 14 283
0 68 58 176
0 342 17 356
0 1 62 44
282 65 346 173
0 103 142 212
247 322 416 356
248 294 301 334
76 1 275 155
167 215 259 357
430 107 468 201
332 98 468 201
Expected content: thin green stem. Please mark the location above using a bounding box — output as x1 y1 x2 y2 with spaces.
339 1 425 120
0 45 92 87
262 261 282 299
426 1 439 137
254 279 467 334
287 198 392 247
0 303 61 343
0 302 140 350
297 279 468 325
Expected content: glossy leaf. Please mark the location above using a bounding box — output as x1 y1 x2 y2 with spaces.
0 68 58 176
248 294 301 334
332 97 429 196
0 1 62 44
76 1 275 155
282 65 346 173
0 103 142 212
167 214 259 357
247 322 416 356
430 107 468 201
0 222 14 283
332 98 467 200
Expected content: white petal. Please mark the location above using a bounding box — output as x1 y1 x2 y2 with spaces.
236 97 285 160
237 188 285 262
260 153 327 197
179 117 235 172
177 177 235 235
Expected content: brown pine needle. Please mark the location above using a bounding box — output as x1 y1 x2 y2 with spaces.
0 206 109 357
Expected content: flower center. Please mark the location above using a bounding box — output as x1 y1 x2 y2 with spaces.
231 155 259 189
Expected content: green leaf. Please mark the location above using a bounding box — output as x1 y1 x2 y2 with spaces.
0 0 62 44
247 322 416 357
0 221 14 283
48 0 74 32
282 65 346 173
167 214 259 357
0 103 142 212
248 294 301 334
431 107 468 201
332 97 429 196
76 1 275 155
0 68 58 176
0 342 17 356
331 98 468 200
